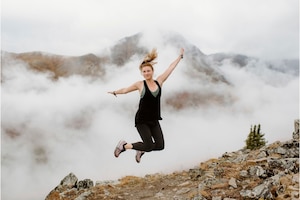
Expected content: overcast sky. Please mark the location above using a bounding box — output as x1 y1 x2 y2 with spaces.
1 1 299 199
1 0 299 59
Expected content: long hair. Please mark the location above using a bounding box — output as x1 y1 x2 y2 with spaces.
139 48 157 71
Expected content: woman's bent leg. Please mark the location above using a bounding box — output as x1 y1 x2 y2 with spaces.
151 121 164 151
132 123 155 152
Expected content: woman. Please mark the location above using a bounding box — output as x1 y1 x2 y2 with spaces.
108 48 184 163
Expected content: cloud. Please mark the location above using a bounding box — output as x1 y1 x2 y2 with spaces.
1 43 298 200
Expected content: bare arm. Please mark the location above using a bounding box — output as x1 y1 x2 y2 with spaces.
108 81 142 97
156 48 184 86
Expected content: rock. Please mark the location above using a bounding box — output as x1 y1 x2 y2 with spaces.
257 150 268 159
252 181 273 199
214 168 224 177
292 174 299 183
284 140 299 158
178 181 190 187
239 189 253 198
95 180 119 186
176 188 190 195
189 168 205 180
199 190 210 199
268 158 299 174
240 181 273 199
154 192 164 198
293 119 299 140
239 170 248 178
222 152 234 158
60 172 78 189
228 177 237 188
74 191 91 200
46 173 95 200
269 173 282 183
275 147 287 155
77 179 94 190
248 166 266 177
232 153 248 163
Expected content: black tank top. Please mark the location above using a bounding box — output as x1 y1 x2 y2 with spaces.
135 80 162 125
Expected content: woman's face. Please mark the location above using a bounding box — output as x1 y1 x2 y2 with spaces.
141 66 153 80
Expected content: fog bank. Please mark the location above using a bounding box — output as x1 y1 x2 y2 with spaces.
1 49 299 200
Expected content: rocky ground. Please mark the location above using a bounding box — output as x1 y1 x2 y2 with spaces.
46 121 299 200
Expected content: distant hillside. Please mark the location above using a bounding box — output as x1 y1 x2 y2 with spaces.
2 33 229 82
1 51 108 79
207 53 299 76
2 32 298 110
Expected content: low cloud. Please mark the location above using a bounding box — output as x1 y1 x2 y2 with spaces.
1 45 299 200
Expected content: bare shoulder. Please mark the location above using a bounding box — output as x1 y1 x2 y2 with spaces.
155 78 163 87
133 80 144 91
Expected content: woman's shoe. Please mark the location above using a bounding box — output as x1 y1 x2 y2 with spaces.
114 140 127 157
135 150 145 163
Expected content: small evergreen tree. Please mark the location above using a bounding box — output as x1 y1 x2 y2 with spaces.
245 124 267 150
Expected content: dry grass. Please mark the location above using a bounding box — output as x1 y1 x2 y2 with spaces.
118 176 144 187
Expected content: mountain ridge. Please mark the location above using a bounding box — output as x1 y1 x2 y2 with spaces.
2 32 298 81
2 32 298 110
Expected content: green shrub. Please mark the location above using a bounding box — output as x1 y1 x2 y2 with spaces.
245 124 267 150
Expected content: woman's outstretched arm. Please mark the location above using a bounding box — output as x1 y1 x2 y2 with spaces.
156 48 184 86
108 81 142 97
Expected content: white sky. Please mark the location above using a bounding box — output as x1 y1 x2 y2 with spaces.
1 0 299 59
1 2 299 199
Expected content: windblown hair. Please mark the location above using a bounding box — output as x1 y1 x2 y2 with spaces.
139 48 157 71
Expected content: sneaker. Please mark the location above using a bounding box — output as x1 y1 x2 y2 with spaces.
135 150 145 163
114 140 127 157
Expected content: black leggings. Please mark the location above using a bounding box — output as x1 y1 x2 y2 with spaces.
132 121 165 152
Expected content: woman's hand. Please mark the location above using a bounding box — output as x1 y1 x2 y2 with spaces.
108 91 117 97
180 48 184 59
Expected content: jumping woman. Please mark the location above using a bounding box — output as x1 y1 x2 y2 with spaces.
108 48 184 163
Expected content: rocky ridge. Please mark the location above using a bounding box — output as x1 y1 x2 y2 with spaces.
46 120 299 200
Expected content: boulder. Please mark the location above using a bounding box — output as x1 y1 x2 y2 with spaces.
293 119 299 140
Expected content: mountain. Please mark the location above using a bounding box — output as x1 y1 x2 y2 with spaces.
45 120 299 199
1 51 108 79
4 32 298 110
207 53 299 76
2 33 228 81
2 32 242 109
